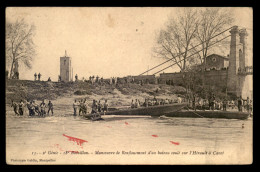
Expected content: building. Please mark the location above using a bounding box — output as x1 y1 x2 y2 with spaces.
200 54 229 70
156 26 253 99
60 51 72 82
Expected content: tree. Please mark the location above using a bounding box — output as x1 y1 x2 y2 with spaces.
153 8 199 72
6 18 36 78
191 8 234 89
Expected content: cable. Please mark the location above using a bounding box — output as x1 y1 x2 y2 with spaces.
152 35 231 75
138 26 233 76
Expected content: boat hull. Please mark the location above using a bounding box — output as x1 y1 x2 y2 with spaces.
103 103 188 116
164 110 250 120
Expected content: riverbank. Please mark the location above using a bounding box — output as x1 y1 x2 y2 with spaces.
6 79 187 115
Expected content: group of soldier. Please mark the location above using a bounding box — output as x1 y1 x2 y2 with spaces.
73 99 109 116
130 96 183 108
11 99 54 117
34 73 42 81
191 95 253 113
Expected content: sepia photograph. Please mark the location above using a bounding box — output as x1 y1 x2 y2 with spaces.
5 7 253 165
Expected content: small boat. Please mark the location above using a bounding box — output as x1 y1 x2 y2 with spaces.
83 113 104 121
164 110 250 120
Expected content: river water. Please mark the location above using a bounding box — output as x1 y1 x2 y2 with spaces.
6 112 253 165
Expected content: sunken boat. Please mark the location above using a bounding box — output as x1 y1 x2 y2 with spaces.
163 110 250 120
83 103 188 119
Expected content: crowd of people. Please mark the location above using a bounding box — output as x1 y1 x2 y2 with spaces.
130 96 183 108
11 99 54 117
190 94 253 113
73 99 109 116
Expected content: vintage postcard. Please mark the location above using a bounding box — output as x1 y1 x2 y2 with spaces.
5 7 253 165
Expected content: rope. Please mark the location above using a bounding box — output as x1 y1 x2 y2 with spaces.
139 26 233 76
185 106 205 118
152 35 231 75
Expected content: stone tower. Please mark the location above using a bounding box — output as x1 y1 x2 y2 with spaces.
227 26 252 98
60 51 72 82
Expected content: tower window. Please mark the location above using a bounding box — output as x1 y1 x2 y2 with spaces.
64 60 66 65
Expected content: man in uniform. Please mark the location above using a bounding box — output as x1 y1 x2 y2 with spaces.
103 100 108 112
97 100 102 112
38 73 41 81
28 101 35 116
223 98 227 111
18 100 24 115
34 73 37 81
91 100 98 114
79 99 85 116
135 99 140 108
32 101 40 115
11 100 19 115
47 100 54 115
40 100 46 117
83 99 88 114
237 96 243 112
73 100 79 116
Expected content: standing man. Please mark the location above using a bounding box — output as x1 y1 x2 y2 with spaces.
103 100 108 113
97 100 102 113
38 73 41 81
47 100 54 115
34 73 37 81
96 76 99 83
135 99 140 108
11 100 19 115
28 101 35 116
91 100 98 114
40 100 46 117
237 96 243 112
245 97 250 113
18 100 24 116
79 99 84 116
223 98 227 111
73 100 79 116
75 74 78 82
33 101 40 115
83 99 88 115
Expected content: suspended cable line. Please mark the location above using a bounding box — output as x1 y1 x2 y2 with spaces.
152 35 231 75
139 26 233 76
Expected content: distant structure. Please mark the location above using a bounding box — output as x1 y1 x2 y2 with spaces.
153 26 253 99
227 26 252 99
60 50 72 82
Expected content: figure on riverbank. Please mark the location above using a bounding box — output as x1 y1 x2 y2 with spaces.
73 100 79 116
103 100 108 112
40 100 46 117
38 73 41 81
47 100 54 115
11 100 19 115
91 100 98 114
34 73 37 81
18 100 24 115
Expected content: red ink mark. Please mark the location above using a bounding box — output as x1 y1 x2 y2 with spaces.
125 122 129 125
63 134 88 146
106 126 112 128
152 135 158 137
67 151 79 153
170 141 180 145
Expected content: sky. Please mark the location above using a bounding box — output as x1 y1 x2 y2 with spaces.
6 7 253 81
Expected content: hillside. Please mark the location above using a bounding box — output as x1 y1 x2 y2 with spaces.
5 79 186 109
